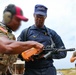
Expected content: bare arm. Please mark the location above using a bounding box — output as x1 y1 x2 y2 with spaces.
0 36 44 54
70 55 76 63
70 56 76 62
70 52 76 63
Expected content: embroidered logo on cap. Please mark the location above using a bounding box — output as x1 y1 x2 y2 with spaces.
37 7 45 11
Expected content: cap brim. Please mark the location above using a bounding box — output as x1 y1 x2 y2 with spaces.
16 15 28 22
34 12 46 16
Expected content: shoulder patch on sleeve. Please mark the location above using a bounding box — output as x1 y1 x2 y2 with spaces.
0 26 8 34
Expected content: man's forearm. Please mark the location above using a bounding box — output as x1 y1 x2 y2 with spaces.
0 37 43 54
70 57 76 62
5 41 43 54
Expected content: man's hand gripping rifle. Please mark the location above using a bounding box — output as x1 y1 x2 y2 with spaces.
21 46 75 61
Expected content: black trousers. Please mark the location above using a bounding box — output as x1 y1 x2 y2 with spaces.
24 66 56 75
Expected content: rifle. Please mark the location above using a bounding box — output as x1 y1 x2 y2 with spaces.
21 47 75 61
42 47 75 59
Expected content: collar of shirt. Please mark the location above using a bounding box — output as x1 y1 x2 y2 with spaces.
0 22 12 33
30 24 47 30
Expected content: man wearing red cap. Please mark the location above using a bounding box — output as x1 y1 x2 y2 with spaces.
0 4 43 75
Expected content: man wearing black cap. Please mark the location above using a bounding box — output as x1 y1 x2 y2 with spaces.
0 4 43 75
18 4 67 75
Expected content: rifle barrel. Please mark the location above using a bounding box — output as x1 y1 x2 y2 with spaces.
58 48 75 52
43 48 75 52
43 48 75 59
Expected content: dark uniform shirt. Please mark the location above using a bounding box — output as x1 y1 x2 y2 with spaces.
18 25 67 69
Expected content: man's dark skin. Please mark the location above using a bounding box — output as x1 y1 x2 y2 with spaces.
0 6 43 54
0 4 44 75
18 4 67 75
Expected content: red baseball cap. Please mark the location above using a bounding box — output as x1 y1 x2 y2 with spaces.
4 4 28 22
15 6 28 21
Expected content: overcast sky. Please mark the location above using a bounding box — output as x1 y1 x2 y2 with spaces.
0 0 76 69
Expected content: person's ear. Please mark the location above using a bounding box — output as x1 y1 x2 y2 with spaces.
44 16 47 19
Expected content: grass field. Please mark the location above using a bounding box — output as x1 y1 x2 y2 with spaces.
57 68 76 75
